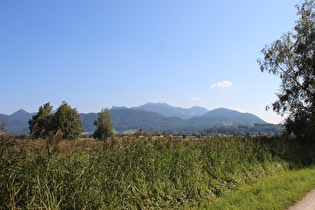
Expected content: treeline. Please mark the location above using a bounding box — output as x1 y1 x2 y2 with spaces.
28 102 113 140
204 124 284 136
164 123 284 136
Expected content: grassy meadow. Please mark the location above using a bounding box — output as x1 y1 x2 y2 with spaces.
1 134 315 209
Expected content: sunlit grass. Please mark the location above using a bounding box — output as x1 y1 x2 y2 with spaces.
204 166 315 209
0 135 314 209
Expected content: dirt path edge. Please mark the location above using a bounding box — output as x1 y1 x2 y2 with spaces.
287 189 315 210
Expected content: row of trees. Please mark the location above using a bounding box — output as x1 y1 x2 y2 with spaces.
29 102 113 140
204 124 284 136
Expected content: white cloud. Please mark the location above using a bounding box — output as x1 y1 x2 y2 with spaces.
211 81 233 88
189 97 202 101
236 108 246 113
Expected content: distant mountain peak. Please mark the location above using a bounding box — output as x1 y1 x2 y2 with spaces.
10 109 32 119
132 102 209 119
12 109 28 114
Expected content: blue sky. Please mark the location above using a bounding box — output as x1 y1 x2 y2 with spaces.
1 0 301 123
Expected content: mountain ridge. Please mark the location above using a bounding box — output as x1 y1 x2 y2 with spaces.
0 103 268 135
10 109 33 120
187 108 266 127
131 102 209 119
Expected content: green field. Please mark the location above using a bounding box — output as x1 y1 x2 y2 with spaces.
1 134 315 209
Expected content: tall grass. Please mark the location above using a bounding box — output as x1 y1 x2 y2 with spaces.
0 135 314 209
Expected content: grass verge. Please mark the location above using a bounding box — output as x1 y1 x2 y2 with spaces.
204 165 315 209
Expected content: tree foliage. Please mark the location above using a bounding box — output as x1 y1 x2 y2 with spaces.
28 102 54 138
258 0 315 140
93 108 114 140
54 101 84 140
28 102 84 139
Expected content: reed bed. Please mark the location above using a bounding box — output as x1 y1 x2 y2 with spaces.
0 135 314 209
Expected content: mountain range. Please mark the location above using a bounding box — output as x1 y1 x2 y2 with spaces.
131 102 209 119
0 102 268 135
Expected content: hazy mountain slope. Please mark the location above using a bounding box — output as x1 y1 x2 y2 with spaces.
0 110 33 134
110 109 188 132
10 109 33 121
80 113 98 132
187 108 267 126
132 102 209 119
80 109 189 132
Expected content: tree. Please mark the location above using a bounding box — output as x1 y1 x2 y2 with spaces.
93 108 114 140
28 102 54 138
28 101 84 139
54 101 84 139
1 117 7 133
257 0 315 140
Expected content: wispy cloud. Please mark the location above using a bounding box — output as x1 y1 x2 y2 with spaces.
189 97 202 101
211 81 233 88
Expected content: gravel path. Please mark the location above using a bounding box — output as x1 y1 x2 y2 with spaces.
287 189 315 210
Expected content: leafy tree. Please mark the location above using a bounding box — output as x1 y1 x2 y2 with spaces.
258 0 315 141
54 101 84 139
28 102 54 138
93 108 114 140
1 117 7 133
28 101 84 139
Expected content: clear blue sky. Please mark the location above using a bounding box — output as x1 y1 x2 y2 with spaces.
1 0 301 123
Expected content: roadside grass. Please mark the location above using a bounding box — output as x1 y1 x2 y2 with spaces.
203 165 315 209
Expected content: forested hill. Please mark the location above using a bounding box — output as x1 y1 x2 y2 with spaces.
0 103 273 135
130 102 209 119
